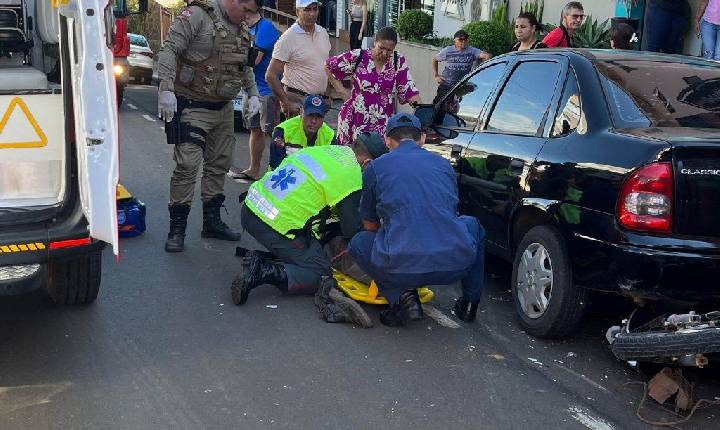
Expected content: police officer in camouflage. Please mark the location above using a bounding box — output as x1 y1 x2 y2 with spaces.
157 0 262 252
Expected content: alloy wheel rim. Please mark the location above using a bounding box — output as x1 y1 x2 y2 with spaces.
516 242 554 319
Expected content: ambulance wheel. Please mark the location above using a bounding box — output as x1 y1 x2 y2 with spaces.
47 250 102 305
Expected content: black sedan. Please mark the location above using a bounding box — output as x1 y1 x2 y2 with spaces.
416 49 720 339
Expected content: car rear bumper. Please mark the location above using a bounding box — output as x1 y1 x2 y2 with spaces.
564 211 720 303
1 196 106 273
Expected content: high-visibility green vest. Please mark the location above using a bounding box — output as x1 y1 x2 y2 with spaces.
245 146 361 236
276 115 335 149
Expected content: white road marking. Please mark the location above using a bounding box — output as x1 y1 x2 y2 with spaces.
422 304 460 328
567 406 616 430
142 114 157 123
127 103 138 110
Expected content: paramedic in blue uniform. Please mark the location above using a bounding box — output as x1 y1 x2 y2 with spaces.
348 113 486 327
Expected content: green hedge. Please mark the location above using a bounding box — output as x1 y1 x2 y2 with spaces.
397 9 433 41
462 21 513 56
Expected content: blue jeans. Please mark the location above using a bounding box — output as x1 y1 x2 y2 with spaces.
348 216 486 305
645 4 686 54
701 19 720 61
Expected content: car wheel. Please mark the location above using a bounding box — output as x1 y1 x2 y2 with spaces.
511 225 586 338
47 250 102 305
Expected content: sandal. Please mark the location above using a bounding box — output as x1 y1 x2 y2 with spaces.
228 170 259 183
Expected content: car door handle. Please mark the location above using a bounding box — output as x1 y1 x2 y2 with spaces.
508 158 524 176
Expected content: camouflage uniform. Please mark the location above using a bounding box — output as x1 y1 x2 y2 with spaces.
157 0 258 204
157 0 258 252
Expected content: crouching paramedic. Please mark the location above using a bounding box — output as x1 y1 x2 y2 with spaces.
348 113 487 327
232 145 382 326
268 95 335 170
156 0 261 253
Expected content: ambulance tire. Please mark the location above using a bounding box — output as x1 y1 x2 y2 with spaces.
47 250 102 305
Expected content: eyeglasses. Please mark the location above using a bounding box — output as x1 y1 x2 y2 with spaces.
569 13 585 20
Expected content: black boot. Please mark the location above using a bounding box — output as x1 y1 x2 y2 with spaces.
231 252 288 305
453 297 480 322
315 277 373 328
201 194 241 241
165 203 190 253
379 289 423 327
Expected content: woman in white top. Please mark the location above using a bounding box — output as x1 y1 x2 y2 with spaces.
347 0 367 50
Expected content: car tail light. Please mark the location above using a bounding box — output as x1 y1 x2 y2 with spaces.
617 162 673 233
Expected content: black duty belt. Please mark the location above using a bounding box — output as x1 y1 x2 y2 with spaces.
177 96 229 111
285 86 309 97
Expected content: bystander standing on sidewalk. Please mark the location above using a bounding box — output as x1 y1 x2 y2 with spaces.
347 0 367 50
511 12 547 51
325 27 421 147
432 30 491 104
697 0 720 61
645 0 689 54
610 23 635 50
265 0 331 118
542 2 584 48
230 0 281 182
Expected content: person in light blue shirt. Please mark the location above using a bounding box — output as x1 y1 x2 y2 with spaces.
432 30 491 104
232 0 282 182
348 113 487 327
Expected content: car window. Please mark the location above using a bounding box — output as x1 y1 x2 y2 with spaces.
441 63 505 130
594 59 720 129
129 34 149 47
486 61 562 136
599 74 651 128
551 68 585 137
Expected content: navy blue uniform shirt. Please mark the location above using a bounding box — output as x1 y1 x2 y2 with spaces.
359 139 477 274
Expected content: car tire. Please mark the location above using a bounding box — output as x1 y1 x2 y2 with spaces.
47 250 102 305
511 225 586 339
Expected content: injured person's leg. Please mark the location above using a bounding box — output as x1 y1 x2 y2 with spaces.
324 236 372 284
314 276 373 328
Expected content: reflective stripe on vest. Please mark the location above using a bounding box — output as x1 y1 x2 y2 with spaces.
246 146 361 236
276 116 335 149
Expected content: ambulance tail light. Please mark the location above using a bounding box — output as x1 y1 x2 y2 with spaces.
49 237 92 250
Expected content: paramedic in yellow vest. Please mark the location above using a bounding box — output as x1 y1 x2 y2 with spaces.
232 141 388 326
268 95 335 170
157 0 260 253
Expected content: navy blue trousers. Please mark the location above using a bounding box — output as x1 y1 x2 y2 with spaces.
348 216 486 305
645 4 686 54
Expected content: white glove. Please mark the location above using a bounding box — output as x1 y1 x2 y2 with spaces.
247 95 261 118
158 90 177 122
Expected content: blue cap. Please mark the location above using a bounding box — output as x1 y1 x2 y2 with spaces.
303 95 328 117
385 113 422 135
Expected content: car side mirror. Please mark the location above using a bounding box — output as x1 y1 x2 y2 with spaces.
441 112 465 128
414 104 435 127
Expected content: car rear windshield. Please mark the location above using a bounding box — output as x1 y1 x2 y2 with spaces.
129 34 149 47
594 60 720 129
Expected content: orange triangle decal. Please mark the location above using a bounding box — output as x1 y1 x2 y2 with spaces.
0 96 48 149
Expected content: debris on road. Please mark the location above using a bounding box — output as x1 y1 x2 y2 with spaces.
647 367 692 411
487 353 505 361
265 305 278 309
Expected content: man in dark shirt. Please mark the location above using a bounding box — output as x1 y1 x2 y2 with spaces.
348 113 486 326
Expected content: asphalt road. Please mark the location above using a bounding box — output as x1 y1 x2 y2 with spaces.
1 85 718 430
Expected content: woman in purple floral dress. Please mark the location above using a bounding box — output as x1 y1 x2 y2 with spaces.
326 27 421 146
